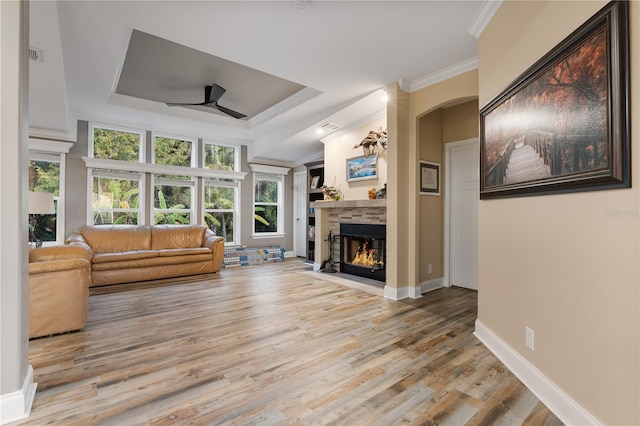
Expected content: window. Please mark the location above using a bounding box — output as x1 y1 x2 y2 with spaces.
28 157 61 244
153 176 193 224
152 135 195 224
250 164 290 237
92 170 143 225
204 142 237 171
204 180 237 243
85 123 247 238
92 125 143 162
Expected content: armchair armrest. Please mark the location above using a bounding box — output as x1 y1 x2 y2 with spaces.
30 244 92 263
29 258 91 275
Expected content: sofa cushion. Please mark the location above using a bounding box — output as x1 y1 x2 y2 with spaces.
76 225 152 254
91 253 213 271
92 250 159 264
157 247 211 257
151 225 207 250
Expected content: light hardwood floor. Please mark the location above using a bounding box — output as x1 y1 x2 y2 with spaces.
17 259 562 425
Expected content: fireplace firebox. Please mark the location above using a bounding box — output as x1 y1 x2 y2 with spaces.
340 223 386 282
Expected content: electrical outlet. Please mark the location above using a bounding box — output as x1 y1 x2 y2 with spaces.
525 326 535 350
428 264 433 274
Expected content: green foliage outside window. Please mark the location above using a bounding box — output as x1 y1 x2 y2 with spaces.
154 186 190 225
205 144 235 171
92 175 140 225
254 179 279 233
93 127 140 161
204 185 235 242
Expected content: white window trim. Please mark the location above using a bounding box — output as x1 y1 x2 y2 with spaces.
250 164 290 238
83 157 247 180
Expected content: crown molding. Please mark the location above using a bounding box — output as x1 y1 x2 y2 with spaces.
467 0 503 39
407 57 479 93
319 108 386 144
29 138 73 153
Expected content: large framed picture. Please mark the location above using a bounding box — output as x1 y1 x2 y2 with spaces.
480 1 630 199
346 154 378 182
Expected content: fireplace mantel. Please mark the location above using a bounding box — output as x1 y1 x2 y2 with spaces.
310 199 386 209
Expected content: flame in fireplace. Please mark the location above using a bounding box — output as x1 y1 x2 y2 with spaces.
351 242 383 267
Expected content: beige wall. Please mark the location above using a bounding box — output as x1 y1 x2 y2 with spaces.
478 1 639 424
323 115 387 201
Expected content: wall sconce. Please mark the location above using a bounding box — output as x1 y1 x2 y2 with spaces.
28 191 55 247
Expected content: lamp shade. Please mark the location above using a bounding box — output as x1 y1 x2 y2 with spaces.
28 191 55 214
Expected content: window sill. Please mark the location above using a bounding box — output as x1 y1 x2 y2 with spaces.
251 233 285 239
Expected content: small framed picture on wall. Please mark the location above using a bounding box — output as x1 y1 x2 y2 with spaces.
420 161 440 196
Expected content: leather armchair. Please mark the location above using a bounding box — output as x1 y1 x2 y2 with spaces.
29 245 92 338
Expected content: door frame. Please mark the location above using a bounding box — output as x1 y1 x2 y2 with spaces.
293 170 307 258
444 137 479 288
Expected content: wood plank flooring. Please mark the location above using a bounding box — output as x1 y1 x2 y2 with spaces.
16 259 562 425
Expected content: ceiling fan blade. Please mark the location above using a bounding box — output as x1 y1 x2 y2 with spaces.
215 103 247 119
166 101 209 107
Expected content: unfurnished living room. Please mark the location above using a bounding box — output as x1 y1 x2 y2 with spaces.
1 1 638 425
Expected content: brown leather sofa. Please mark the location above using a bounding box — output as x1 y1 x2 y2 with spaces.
65 224 224 287
29 244 92 338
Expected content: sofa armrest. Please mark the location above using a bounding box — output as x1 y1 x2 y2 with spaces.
65 232 93 254
202 229 224 249
29 258 91 275
30 244 93 263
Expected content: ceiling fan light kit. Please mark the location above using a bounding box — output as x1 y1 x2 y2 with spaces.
166 84 247 119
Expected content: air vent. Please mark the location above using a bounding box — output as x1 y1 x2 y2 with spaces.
29 46 43 62
320 122 341 131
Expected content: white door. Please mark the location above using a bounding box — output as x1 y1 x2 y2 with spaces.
448 139 479 290
293 171 307 258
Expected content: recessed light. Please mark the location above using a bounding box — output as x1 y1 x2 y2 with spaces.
381 93 389 103
316 128 324 135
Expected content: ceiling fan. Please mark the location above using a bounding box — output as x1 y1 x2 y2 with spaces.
166 84 247 119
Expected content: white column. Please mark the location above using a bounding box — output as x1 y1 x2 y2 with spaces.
0 1 37 423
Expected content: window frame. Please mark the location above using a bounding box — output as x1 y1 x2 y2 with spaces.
28 139 71 245
90 123 145 163
202 141 239 172
203 179 239 245
250 164 290 239
89 169 145 225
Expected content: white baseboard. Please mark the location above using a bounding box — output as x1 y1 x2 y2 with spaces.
420 277 444 294
284 250 295 258
384 285 409 300
474 320 601 426
0 365 37 424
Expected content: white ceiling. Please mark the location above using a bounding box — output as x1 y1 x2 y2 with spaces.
28 1 496 167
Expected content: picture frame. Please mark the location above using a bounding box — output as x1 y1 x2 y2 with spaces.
310 175 320 189
419 161 440 196
480 1 630 199
346 154 378 182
